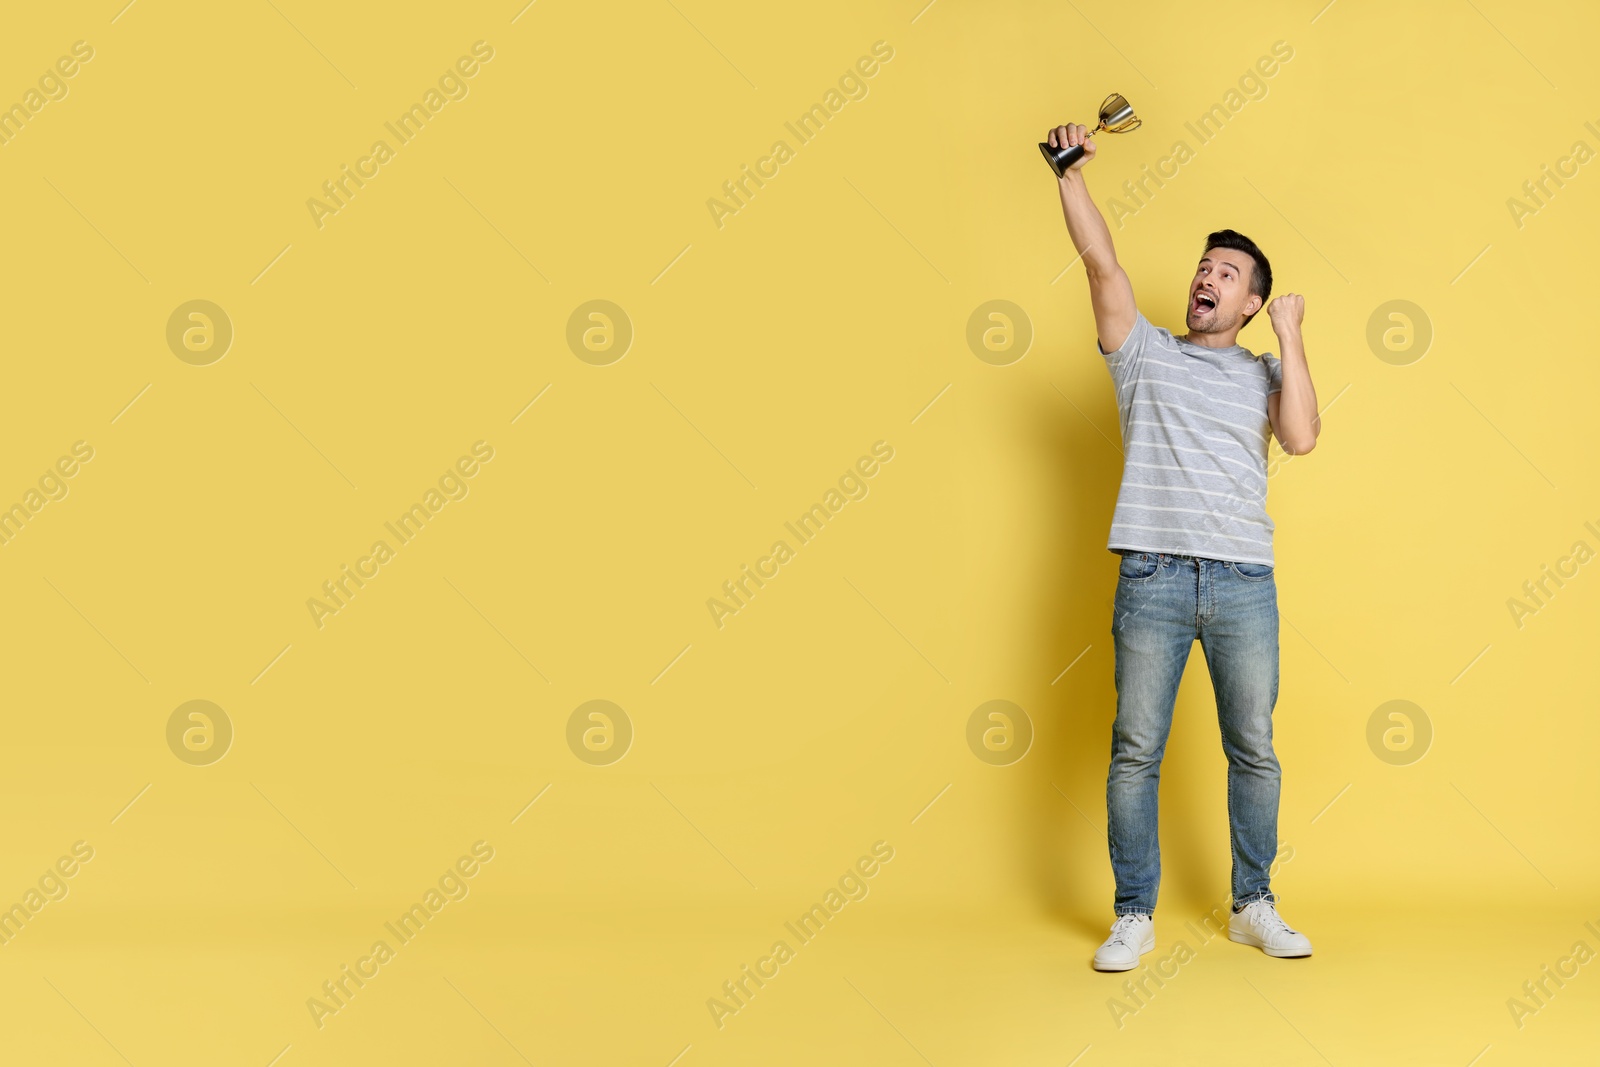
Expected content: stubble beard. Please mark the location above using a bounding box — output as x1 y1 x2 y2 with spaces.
1185 307 1237 335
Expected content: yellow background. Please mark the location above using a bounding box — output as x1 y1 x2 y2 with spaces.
1 0 1597 1064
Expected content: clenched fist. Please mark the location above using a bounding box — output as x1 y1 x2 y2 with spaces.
1267 293 1304 333
1046 124 1096 171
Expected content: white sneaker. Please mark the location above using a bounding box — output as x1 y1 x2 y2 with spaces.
1092 913 1155 971
1228 899 1313 957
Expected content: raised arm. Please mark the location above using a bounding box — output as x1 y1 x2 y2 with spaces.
1048 123 1136 352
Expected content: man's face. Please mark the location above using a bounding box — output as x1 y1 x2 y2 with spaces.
1186 249 1261 334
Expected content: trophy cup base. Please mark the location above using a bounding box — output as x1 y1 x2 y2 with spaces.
1039 141 1083 178
1039 142 1062 178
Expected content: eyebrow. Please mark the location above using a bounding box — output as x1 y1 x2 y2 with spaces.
1198 256 1242 273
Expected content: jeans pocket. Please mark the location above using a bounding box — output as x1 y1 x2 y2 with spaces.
1118 551 1161 583
1231 560 1275 582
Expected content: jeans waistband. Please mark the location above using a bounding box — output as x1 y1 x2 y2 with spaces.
1126 550 1220 563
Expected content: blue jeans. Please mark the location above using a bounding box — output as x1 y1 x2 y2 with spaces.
1107 550 1281 916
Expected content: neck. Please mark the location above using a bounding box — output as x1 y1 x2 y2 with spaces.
1180 328 1242 349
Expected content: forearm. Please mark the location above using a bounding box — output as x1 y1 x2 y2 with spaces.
1273 328 1320 454
1056 170 1119 279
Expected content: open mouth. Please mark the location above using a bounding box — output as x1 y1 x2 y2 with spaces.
1191 291 1217 315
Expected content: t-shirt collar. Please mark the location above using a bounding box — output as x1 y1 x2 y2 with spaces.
1175 332 1246 357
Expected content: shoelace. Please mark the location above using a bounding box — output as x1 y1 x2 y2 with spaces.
1246 901 1293 934
1108 914 1145 945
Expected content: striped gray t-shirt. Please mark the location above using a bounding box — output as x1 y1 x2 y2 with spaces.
1098 310 1283 566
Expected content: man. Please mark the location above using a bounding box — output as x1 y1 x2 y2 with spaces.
1045 122 1323 971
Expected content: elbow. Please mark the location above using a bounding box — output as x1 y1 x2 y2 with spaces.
1278 415 1320 456
1083 256 1121 282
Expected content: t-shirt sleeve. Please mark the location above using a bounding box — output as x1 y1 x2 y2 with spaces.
1263 353 1284 395
1097 310 1152 388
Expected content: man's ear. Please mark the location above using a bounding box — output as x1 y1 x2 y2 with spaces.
1244 294 1263 318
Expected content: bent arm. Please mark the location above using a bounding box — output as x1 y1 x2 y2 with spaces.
1266 294 1320 454
1270 333 1320 455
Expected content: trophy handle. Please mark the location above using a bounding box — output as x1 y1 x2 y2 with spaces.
1038 139 1088 179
